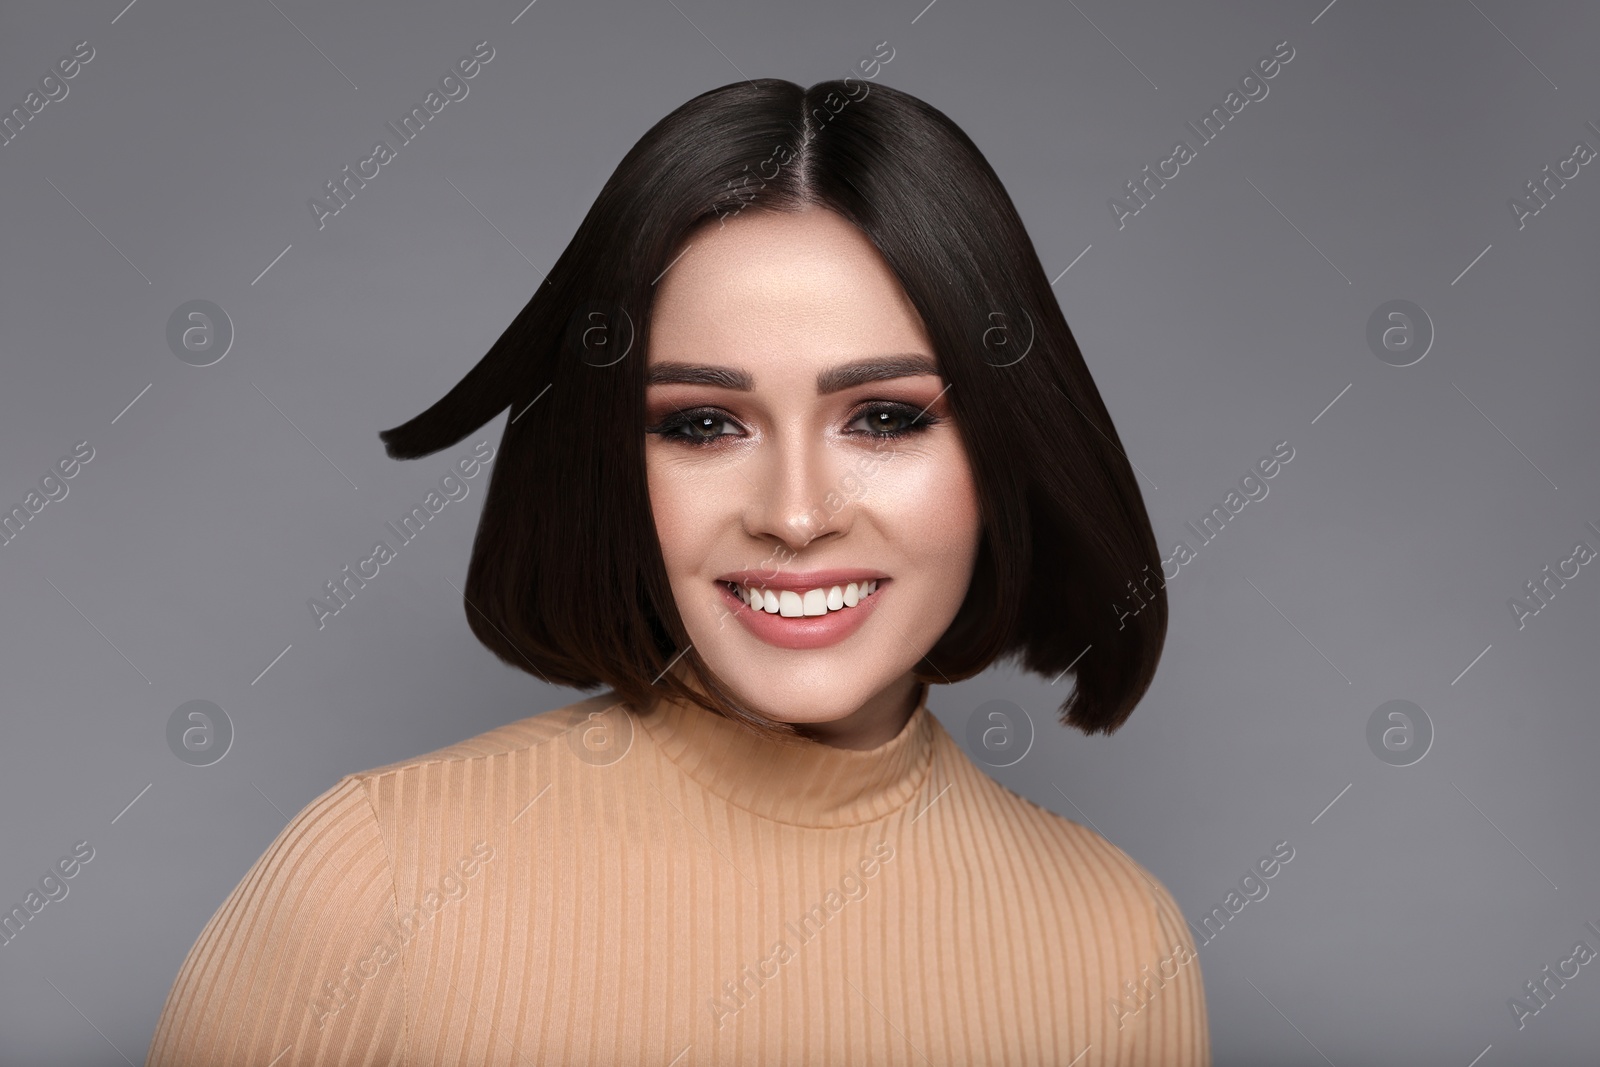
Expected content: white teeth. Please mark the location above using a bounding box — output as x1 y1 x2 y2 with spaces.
731 580 878 617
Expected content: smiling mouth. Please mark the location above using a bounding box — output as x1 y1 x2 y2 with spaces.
722 579 883 618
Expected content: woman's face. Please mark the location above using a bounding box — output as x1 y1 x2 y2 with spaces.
644 205 982 732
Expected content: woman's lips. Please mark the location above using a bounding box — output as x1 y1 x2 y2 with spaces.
718 578 887 650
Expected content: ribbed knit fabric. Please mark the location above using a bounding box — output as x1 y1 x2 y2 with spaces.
146 683 1208 1066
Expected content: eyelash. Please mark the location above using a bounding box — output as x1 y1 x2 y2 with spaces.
646 402 940 447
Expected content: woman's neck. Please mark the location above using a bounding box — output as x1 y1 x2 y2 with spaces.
666 666 925 750
636 670 937 828
791 673 923 750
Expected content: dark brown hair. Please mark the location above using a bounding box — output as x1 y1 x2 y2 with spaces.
378 77 1166 738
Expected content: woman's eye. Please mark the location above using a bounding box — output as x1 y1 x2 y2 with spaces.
849 404 938 438
647 409 740 446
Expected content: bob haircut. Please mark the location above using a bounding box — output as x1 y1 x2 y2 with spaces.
379 77 1166 739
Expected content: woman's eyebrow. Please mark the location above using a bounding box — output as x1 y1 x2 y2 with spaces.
645 353 940 394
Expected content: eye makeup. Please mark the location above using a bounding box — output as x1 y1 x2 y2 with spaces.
646 400 941 448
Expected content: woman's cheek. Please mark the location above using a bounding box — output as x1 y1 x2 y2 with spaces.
646 458 734 570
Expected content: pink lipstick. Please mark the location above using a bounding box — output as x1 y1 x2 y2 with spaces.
716 574 889 650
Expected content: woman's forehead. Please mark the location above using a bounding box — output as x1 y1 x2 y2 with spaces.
648 213 929 367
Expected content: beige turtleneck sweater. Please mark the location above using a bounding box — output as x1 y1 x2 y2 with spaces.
146 684 1208 1065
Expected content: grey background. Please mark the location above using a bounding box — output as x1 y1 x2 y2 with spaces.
1 0 1596 1064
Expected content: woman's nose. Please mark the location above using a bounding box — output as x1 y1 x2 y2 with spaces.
743 433 852 552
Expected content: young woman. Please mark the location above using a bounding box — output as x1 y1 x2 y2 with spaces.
148 77 1208 1066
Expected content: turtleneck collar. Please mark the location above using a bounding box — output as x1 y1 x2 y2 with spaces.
632 680 937 829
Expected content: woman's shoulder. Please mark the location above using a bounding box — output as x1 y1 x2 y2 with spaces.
931 729 1206 1049
277 689 629 843
937 728 1192 927
142 695 623 1065
349 688 626 783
